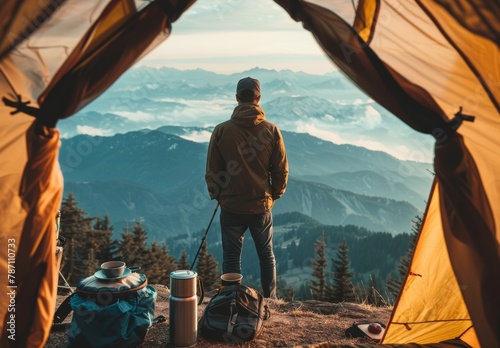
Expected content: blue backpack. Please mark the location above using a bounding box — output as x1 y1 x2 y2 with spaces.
54 271 159 348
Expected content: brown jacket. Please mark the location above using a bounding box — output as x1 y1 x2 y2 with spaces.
205 103 288 214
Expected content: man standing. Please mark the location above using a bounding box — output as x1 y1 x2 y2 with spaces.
205 77 288 298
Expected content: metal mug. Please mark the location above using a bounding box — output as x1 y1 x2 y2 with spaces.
220 273 243 286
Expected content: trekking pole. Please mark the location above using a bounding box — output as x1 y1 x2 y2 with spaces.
190 202 220 270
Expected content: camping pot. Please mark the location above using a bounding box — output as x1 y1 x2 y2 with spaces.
169 270 204 347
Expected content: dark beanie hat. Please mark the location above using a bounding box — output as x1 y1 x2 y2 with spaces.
236 77 261 100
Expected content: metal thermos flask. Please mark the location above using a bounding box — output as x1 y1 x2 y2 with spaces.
169 270 200 347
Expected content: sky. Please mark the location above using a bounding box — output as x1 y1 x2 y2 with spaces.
139 0 341 75
133 0 434 163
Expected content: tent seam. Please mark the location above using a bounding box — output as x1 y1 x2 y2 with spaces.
391 319 473 325
416 0 500 114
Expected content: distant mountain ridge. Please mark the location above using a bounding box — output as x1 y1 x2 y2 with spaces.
56 66 434 241
59 127 431 241
57 66 433 164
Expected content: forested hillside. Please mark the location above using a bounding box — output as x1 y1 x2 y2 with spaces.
59 128 431 240
58 194 419 303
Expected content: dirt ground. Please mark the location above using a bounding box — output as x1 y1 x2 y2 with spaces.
46 284 391 347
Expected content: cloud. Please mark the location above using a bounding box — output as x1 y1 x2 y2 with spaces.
352 105 382 128
100 97 234 128
112 111 156 122
76 125 113 136
157 99 233 126
294 123 345 143
293 122 432 162
180 130 213 143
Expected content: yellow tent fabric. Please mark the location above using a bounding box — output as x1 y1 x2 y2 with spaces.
0 0 66 61
0 0 194 346
0 0 499 347
0 58 63 347
274 0 499 347
384 181 478 346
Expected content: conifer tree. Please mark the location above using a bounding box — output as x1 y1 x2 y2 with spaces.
147 241 176 285
132 221 151 266
387 214 422 298
117 230 135 265
82 248 99 280
328 242 355 303
117 221 151 267
177 249 191 270
196 241 220 291
309 233 328 301
93 215 114 263
59 192 95 283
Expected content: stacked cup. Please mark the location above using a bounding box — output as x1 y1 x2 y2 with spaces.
100 261 126 278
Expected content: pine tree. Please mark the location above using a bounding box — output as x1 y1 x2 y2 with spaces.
82 248 99 280
387 214 422 299
93 215 114 263
309 233 328 301
147 241 176 286
196 241 220 291
177 249 191 270
132 221 151 267
117 230 135 265
328 242 355 303
117 221 151 267
59 192 95 283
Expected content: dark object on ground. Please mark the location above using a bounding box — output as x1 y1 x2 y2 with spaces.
199 284 270 344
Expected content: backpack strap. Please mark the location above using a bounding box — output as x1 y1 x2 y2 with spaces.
227 299 238 334
53 292 75 324
53 272 149 325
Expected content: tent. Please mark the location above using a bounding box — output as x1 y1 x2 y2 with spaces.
0 1 498 347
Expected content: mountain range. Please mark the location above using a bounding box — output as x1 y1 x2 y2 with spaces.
58 66 434 164
59 128 433 241
57 66 435 242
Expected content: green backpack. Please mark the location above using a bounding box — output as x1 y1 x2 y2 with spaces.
199 284 271 344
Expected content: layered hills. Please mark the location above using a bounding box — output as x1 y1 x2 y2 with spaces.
59 128 432 241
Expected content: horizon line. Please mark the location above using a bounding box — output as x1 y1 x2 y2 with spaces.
135 61 339 76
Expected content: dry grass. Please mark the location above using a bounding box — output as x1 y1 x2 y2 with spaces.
46 285 392 347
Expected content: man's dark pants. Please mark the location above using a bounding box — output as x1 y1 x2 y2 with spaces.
220 208 276 298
